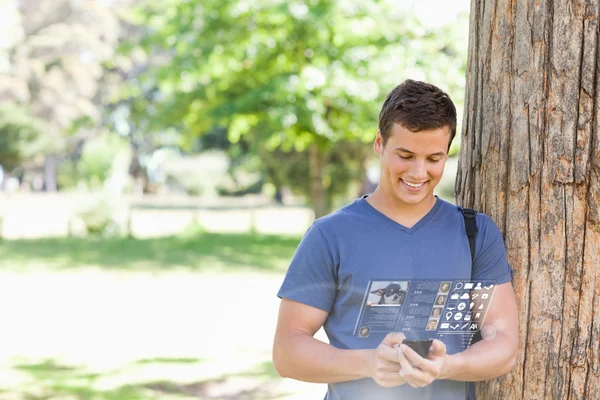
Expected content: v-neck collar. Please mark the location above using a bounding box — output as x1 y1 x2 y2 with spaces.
358 195 441 235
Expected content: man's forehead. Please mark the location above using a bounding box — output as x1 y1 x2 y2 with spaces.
393 147 446 157
386 126 450 152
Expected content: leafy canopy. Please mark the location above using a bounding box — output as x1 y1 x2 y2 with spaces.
124 0 467 151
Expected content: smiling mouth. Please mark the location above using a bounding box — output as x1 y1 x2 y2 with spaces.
401 179 427 188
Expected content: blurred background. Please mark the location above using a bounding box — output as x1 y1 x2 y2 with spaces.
0 0 469 398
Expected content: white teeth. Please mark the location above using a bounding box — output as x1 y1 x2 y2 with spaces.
402 180 425 188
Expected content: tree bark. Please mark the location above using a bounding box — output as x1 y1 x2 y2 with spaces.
457 1 600 399
309 142 327 219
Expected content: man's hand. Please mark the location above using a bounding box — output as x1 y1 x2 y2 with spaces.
366 332 407 387
397 339 447 388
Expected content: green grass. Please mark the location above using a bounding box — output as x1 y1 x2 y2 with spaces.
0 232 301 273
0 232 305 399
6 358 286 400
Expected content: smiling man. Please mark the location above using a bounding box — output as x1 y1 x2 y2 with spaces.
273 80 518 400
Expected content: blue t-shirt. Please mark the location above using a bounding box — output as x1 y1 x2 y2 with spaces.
277 196 513 400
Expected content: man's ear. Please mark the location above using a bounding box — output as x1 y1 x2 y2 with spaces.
374 131 384 156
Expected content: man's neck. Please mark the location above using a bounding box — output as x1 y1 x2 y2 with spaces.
366 188 437 229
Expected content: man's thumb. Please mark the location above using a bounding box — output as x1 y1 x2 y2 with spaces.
430 339 447 355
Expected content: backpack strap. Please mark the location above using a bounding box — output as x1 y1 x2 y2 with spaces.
461 208 478 264
461 207 481 347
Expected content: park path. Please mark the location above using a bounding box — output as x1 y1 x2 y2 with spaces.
0 270 327 399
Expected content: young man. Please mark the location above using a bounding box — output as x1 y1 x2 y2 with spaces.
273 80 518 399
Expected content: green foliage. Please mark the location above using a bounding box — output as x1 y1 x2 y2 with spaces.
216 150 264 196
259 140 367 207
0 103 43 171
78 134 130 186
2 0 125 164
74 193 129 237
161 149 229 197
59 133 131 190
129 0 403 143
186 183 204 196
127 0 467 140
122 0 468 208
57 160 79 190
76 196 113 235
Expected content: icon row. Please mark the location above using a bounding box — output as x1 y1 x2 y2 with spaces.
439 322 480 331
452 282 495 291
444 311 484 322
449 292 490 301
445 302 487 312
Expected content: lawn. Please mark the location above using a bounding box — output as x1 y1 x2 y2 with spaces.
0 231 302 273
0 232 327 400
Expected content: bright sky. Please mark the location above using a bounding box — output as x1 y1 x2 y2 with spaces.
412 0 471 28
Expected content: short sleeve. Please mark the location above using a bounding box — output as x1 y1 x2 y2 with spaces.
277 222 338 312
472 214 514 285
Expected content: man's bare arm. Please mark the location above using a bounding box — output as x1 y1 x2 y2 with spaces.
440 282 519 381
272 298 407 386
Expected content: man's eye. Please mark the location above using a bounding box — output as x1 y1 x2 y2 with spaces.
429 159 441 163
399 155 412 160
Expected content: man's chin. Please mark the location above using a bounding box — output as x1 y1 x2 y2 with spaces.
394 193 425 205
393 188 437 205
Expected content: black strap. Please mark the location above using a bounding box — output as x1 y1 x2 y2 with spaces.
462 208 481 347
461 208 478 264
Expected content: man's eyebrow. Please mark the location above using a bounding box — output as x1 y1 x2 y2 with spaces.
394 147 446 157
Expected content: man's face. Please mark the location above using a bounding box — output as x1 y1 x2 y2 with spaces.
374 122 450 208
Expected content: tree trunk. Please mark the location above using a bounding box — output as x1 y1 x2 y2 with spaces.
456 1 600 399
274 186 283 204
43 153 57 192
309 142 327 218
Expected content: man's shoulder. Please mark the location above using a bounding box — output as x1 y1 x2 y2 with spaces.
449 202 503 242
440 199 496 225
434 197 469 221
312 197 368 232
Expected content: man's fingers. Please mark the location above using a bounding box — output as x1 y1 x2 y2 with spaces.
377 334 443 389
398 346 432 387
372 344 406 388
378 345 401 363
375 373 406 388
400 344 427 368
401 344 439 376
383 332 406 346
429 339 447 357
397 345 413 373
377 359 403 373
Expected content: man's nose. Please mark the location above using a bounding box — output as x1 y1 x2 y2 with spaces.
408 160 427 179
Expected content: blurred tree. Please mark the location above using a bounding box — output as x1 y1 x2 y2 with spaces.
0 0 130 190
102 10 185 194
125 0 467 216
58 132 131 190
0 102 43 173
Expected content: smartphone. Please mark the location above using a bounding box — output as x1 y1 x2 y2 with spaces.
402 339 433 358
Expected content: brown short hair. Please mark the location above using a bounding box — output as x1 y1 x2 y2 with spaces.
378 80 457 149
